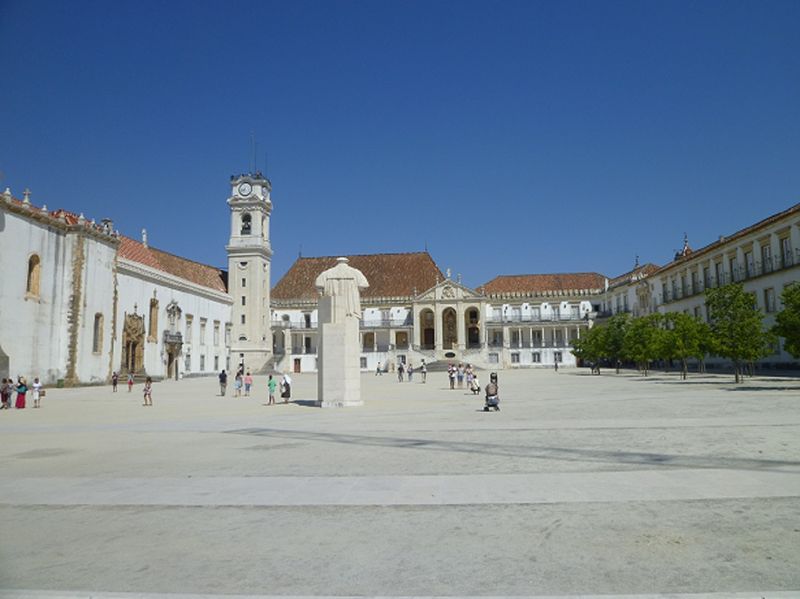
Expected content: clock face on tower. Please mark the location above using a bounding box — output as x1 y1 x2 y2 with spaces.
238 182 252 196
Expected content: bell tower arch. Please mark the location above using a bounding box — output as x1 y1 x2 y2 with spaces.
226 173 273 373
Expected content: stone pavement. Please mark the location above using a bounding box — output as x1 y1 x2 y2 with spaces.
0 369 798 598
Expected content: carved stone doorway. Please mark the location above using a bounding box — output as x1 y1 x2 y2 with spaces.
420 309 435 350
167 352 177 380
442 308 457 350
0 344 8 380
121 313 145 374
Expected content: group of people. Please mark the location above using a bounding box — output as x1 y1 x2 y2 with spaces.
1 376 43 409
380 359 428 383
111 371 136 392
447 363 480 393
218 369 292 405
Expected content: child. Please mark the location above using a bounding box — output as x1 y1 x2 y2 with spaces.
143 377 153 406
127 373 134 392
32 377 42 408
267 375 277 405
244 372 253 396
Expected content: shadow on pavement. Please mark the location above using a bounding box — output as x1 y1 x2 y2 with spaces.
224 427 800 473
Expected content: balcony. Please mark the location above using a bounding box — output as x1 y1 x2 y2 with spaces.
660 248 800 305
485 312 584 324
163 331 183 346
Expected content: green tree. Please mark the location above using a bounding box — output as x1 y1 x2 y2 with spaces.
663 312 708 380
705 283 773 383
605 313 631 373
571 324 606 372
772 282 800 358
622 314 661 375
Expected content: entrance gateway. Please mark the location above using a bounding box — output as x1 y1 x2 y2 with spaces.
0 344 8 380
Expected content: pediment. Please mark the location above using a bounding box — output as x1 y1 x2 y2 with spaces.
415 280 483 302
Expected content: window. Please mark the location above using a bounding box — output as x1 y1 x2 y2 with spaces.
764 288 776 313
532 352 541 363
715 262 724 286
92 313 103 353
185 315 193 343
781 237 792 268
488 353 499 364
213 321 220 345
703 266 711 288
761 243 772 273
693 306 701 319
214 355 219 371
26 254 41 297
729 258 738 282
184 352 191 371
240 213 252 235
691 271 699 293
241 314 246 325
744 251 754 278
225 323 231 346
200 318 207 345
511 352 520 363
148 298 159 342
554 351 563 363
200 354 205 371
360 357 367 369
241 296 246 306
242 278 246 288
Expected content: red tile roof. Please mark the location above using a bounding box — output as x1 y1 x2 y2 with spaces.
119 236 227 294
272 252 444 301
482 273 606 295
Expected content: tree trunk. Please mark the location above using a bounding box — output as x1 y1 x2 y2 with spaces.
734 361 741 384
682 358 688 380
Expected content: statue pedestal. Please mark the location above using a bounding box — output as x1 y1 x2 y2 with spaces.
316 297 363 408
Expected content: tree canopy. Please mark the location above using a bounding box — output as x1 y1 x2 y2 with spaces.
772 282 800 358
705 283 774 383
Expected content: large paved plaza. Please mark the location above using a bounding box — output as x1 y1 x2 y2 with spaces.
0 368 799 598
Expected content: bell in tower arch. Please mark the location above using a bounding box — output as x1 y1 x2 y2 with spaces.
240 213 252 235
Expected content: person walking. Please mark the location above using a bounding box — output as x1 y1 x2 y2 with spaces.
218 369 227 396
280 372 292 403
32 377 43 408
1 378 11 409
465 365 474 391
554 359 559 372
420 360 427 383
142 377 153 406
456 364 465 388
112 371 119 392
397 362 405 382
267 375 277 405
244 372 253 396
407 363 413 382
234 371 243 397
376 362 382 376
448 364 456 390
15 377 28 409
127 373 134 392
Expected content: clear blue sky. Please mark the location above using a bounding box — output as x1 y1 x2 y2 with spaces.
2 0 799 288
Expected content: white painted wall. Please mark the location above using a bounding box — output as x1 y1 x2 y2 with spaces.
115 262 232 378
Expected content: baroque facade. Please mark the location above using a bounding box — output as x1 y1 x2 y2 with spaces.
1 174 798 385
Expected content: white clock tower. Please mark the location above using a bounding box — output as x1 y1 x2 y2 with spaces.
226 173 273 373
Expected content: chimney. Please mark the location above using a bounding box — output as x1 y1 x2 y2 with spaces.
142 229 148 248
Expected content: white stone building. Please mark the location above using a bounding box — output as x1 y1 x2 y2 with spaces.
2 172 798 384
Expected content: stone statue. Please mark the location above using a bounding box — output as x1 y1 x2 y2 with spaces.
314 257 369 321
315 257 369 408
